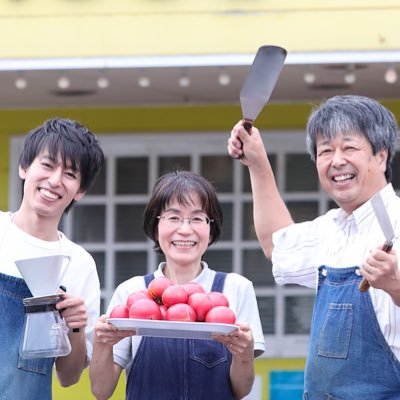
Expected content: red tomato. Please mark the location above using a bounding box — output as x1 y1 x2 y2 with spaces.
166 303 196 322
188 292 213 322
161 285 189 307
109 304 129 319
208 291 229 308
129 298 161 320
205 306 236 324
148 277 174 303
126 290 153 309
182 282 206 296
159 304 168 320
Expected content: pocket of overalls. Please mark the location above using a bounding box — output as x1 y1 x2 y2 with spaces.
18 355 54 375
318 303 353 358
189 340 228 367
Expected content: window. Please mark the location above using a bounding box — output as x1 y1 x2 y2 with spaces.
11 131 322 357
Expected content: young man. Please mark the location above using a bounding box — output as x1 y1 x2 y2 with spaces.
0 118 104 400
228 95 400 399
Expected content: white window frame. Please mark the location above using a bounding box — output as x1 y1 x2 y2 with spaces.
10 130 324 358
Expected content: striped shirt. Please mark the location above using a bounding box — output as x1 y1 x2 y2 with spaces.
272 183 400 360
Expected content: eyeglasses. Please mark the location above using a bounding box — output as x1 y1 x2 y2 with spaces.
157 214 213 226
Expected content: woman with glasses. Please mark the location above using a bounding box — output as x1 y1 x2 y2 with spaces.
90 170 265 400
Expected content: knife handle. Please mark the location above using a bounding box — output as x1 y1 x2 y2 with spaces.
359 241 394 292
359 278 370 292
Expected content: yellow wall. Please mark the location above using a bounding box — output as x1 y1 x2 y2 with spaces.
53 368 125 400
3 98 400 211
1 0 400 58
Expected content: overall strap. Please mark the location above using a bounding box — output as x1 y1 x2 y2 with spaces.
144 273 155 288
211 271 227 293
145 271 227 291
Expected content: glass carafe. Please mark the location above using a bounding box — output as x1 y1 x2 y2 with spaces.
20 294 71 359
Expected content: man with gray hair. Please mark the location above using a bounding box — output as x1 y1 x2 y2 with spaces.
227 95 400 398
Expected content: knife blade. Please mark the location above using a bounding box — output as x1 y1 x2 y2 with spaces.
359 192 395 292
240 45 287 133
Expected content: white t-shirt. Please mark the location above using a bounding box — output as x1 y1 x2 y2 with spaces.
107 262 266 375
0 211 100 361
272 183 400 359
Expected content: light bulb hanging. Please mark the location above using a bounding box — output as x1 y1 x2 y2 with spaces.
15 76 28 90
57 76 70 90
384 67 398 84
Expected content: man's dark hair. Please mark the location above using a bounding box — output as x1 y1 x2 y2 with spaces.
19 117 105 212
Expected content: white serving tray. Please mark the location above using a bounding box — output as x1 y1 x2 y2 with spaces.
107 318 238 340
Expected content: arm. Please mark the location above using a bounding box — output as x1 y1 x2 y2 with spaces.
90 315 135 400
55 293 88 386
228 121 293 258
213 323 255 399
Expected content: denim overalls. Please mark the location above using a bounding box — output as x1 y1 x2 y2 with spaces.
304 266 400 400
125 272 234 400
0 273 54 400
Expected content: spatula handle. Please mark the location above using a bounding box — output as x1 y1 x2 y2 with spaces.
238 120 253 159
242 119 253 133
359 241 393 292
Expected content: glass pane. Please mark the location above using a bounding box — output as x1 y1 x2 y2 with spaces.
284 295 315 334
116 157 148 194
220 202 232 241
115 204 147 242
72 205 105 242
202 250 233 273
201 155 233 192
87 159 106 195
158 156 191 176
287 201 319 223
115 251 148 286
328 200 339 210
157 252 165 265
257 296 275 334
285 154 318 192
92 251 105 289
392 152 400 191
243 154 276 193
242 202 256 240
242 249 274 287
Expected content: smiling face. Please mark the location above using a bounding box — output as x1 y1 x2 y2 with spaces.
315 132 388 214
18 150 85 222
157 195 211 273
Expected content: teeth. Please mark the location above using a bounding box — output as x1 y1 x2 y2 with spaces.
40 188 60 199
333 174 354 182
173 241 195 247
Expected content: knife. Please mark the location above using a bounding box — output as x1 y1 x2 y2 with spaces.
359 192 395 292
240 45 287 133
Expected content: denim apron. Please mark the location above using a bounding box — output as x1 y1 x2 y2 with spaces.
0 273 54 400
304 266 400 400
125 272 234 400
